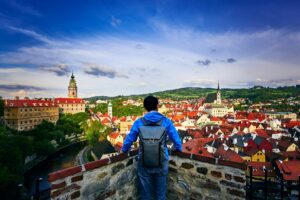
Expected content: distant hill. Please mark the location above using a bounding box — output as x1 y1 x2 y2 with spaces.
85 85 300 103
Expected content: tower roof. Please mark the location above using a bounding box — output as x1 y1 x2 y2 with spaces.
69 73 77 88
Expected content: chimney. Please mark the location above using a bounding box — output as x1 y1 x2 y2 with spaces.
15 96 19 100
224 145 229 151
24 97 29 100
233 138 237 144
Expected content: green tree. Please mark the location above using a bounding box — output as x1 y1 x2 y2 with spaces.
86 120 104 146
34 140 56 156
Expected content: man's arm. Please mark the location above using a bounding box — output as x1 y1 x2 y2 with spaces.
121 120 139 153
166 119 182 152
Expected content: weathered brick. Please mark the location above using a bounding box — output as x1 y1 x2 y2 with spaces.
126 158 133 167
169 160 177 166
71 175 83 183
96 190 116 199
169 167 178 173
190 192 202 200
220 180 242 189
111 163 125 175
51 184 80 198
197 167 208 175
225 173 232 180
97 172 108 180
204 197 218 200
211 170 222 178
51 181 66 190
227 188 245 197
71 191 80 199
180 162 194 169
204 180 221 192
48 166 82 182
233 176 245 183
84 159 109 171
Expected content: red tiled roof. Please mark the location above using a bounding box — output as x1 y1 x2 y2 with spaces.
182 138 215 157
101 118 110 124
280 151 300 161
247 162 275 177
215 146 244 163
116 142 123 148
54 98 84 104
109 132 120 139
211 116 221 121
255 129 269 138
120 116 126 122
284 121 300 128
182 139 213 158
174 123 182 127
276 160 300 181
5 99 57 107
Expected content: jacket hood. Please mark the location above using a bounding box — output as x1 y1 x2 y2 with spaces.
143 111 164 123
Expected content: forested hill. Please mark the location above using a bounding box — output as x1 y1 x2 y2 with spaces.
85 85 300 103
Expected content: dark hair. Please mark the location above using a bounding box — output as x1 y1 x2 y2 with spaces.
143 95 159 112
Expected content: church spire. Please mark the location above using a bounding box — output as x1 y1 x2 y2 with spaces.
68 72 77 98
216 81 221 104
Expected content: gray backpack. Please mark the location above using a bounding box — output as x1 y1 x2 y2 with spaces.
139 117 167 168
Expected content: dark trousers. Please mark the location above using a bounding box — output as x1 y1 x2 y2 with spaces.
137 160 168 200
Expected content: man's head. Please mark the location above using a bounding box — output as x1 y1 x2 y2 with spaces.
143 95 159 112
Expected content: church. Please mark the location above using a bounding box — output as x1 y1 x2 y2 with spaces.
203 82 234 117
54 73 86 114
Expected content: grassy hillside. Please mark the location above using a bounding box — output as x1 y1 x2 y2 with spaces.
85 85 300 103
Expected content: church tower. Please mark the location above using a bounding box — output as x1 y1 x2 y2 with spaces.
216 81 221 104
108 101 113 118
68 73 78 98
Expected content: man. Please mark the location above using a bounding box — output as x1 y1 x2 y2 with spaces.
122 95 182 200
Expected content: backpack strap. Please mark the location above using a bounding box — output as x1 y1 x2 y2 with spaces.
141 117 163 126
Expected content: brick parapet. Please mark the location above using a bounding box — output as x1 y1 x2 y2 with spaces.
48 149 247 199
48 149 246 183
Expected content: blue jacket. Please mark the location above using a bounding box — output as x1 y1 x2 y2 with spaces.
121 111 182 160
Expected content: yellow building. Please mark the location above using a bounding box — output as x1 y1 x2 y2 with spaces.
287 143 298 151
54 98 85 114
54 73 86 114
4 98 59 131
120 121 134 135
245 149 266 162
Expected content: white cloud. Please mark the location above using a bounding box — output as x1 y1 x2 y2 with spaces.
0 25 300 98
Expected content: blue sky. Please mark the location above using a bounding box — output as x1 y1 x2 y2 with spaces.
0 0 300 98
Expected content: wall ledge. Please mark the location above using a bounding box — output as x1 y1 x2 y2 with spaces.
48 148 246 183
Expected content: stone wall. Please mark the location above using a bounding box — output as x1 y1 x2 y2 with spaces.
48 150 246 200
167 152 246 200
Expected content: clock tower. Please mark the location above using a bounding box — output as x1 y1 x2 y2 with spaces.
68 73 78 98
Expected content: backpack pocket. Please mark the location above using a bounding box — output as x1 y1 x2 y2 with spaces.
142 141 160 168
